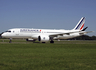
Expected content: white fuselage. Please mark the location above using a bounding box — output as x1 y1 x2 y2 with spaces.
1 17 91 43
2 28 82 40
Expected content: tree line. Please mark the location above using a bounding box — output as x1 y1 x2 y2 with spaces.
68 35 96 40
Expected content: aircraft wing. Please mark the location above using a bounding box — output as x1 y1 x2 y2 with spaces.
79 31 94 35
49 31 94 37
49 31 81 37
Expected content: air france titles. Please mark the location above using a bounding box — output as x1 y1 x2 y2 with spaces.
20 29 41 33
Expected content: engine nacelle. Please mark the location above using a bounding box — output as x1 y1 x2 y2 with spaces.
38 35 49 42
26 38 36 42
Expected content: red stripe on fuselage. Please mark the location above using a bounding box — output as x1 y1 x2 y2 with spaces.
80 23 84 30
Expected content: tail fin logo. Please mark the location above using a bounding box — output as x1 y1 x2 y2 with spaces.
74 17 85 30
80 23 84 30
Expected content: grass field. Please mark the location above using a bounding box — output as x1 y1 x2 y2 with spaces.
0 39 96 70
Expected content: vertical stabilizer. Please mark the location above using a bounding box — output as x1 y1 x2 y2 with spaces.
73 17 85 30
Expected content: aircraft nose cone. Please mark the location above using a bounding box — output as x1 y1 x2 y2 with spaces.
0 34 2 38
1 33 6 37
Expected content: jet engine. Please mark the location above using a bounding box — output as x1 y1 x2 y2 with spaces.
38 35 49 42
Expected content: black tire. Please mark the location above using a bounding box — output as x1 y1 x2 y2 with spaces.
42 42 45 43
50 41 54 43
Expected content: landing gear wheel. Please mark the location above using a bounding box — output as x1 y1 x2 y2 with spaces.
50 41 54 43
42 42 45 43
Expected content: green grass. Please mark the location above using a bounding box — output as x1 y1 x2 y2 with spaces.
0 40 96 70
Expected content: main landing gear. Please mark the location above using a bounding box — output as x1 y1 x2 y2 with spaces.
50 37 54 43
50 40 54 43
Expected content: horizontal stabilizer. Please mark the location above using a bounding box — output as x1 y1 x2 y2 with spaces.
82 27 88 31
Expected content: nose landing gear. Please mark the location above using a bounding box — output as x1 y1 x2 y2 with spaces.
9 38 12 43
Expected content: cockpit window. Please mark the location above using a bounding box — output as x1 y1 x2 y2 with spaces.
5 31 11 32
8 31 11 32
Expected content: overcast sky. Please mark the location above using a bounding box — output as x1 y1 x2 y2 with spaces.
0 0 96 36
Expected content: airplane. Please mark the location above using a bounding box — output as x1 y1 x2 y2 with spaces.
1 17 93 43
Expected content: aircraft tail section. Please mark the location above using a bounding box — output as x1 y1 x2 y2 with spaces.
73 17 85 30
